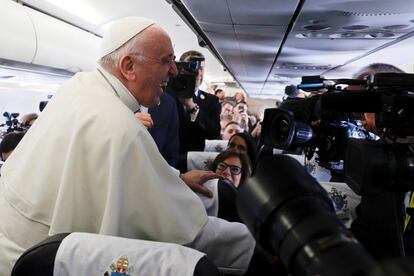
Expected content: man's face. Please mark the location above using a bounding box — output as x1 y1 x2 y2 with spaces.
128 27 178 107
222 124 243 140
195 61 205 89
216 91 225 101
221 103 233 116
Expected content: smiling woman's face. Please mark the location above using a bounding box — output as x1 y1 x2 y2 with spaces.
215 156 243 187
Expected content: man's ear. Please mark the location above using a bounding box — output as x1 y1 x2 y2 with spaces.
119 55 136 81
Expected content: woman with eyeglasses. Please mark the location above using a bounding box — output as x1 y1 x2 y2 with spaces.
211 149 251 189
212 149 252 222
193 149 251 224
194 149 251 219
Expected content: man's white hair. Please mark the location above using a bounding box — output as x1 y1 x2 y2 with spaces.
98 34 145 69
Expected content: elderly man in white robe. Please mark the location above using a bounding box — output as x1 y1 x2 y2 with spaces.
0 16 254 275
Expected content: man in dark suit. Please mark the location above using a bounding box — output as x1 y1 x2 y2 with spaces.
148 92 180 167
176 51 221 155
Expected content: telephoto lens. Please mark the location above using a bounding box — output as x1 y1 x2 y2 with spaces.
236 154 378 276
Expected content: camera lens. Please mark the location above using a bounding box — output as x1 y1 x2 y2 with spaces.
272 116 290 145
269 112 295 149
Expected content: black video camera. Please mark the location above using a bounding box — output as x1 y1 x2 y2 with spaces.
0 112 25 134
261 73 414 174
167 57 204 98
260 73 414 259
261 93 370 171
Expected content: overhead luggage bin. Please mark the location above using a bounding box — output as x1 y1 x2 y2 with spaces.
0 0 100 73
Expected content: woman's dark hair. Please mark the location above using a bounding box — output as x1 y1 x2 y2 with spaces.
211 149 252 186
227 132 257 170
0 131 25 154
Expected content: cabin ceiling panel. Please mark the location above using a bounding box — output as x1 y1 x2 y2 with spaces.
266 0 414 98
202 22 287 94
180 0 232 25
200 23 245 76
227 0 298 25
184 0 414 98
235 25 285 81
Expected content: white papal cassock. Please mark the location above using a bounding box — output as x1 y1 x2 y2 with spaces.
0 66 254 275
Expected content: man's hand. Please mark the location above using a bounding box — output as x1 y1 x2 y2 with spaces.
251 122 262 138
180 170 221 198
236 113 248 130
135 112 154 129
179 97 197 110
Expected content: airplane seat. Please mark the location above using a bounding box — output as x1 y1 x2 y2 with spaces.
187 151 219 171
11 232 221 276
204 139 228 152
11 233 69 276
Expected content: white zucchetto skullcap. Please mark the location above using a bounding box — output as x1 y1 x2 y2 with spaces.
99 16 155 59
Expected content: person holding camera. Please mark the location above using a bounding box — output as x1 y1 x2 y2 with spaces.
349 62 414 258
234 101 253 133
214 88 225 103
176 50 221 155
351 63 405 135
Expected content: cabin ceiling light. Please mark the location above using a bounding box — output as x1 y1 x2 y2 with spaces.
44 0 103 25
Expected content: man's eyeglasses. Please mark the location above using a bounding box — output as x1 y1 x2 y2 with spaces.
216 162 242 175
130 53 176 66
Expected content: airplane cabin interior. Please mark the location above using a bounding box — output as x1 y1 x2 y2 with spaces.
1 0 414 275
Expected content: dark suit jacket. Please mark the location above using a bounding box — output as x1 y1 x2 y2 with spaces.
177 90 221 154
148 93 180 167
